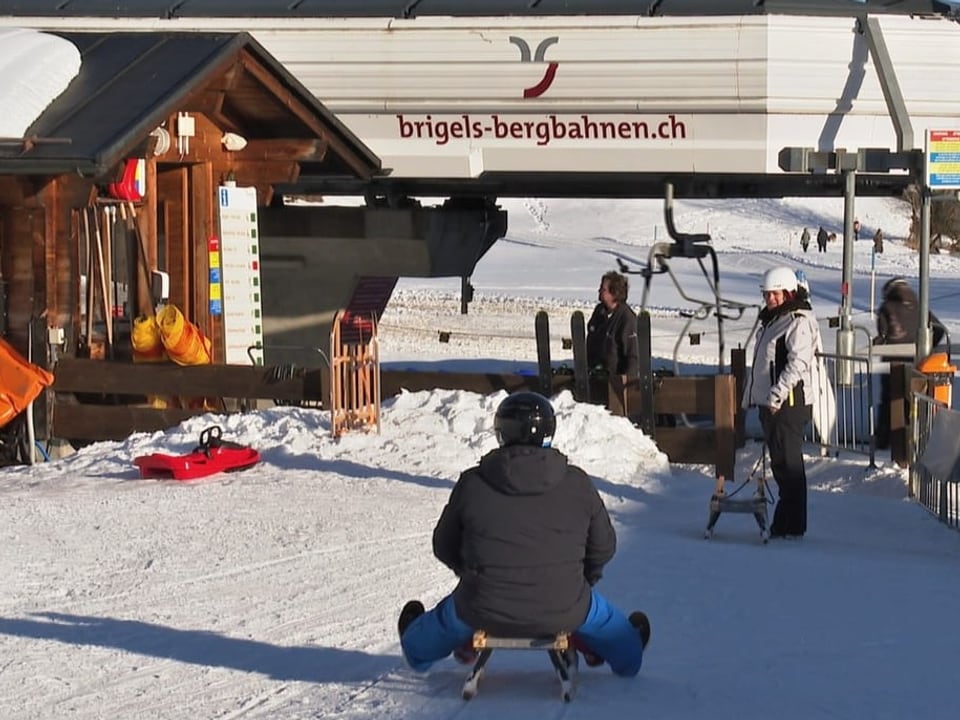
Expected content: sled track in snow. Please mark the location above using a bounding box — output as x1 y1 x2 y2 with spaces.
308 662 586 720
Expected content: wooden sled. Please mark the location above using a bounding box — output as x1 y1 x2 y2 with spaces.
462 630 578 702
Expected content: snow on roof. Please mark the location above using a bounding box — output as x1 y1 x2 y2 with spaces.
0 28 80 140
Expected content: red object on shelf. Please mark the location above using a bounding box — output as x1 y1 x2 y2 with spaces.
107 158 145 201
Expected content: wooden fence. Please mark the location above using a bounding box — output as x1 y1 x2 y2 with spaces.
50 360 737 478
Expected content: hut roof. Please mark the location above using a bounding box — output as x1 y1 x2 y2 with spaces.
0 31 381 179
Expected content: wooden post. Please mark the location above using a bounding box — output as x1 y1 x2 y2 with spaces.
606 374 628 418
890 362 907 467
731 348 746 448
714 374 736 480
635 311 655 437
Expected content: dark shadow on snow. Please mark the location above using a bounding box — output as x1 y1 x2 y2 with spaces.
91 458 455 491
0 612 396 683
256 454 456 490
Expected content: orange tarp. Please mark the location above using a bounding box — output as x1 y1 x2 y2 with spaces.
0 337 54 428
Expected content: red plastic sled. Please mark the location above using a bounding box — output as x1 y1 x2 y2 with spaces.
134 426 260 481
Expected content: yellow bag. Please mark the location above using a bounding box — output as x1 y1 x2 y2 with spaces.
156 304 212 366
131 314 167 362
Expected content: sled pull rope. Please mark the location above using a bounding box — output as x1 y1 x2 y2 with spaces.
723 445 767 500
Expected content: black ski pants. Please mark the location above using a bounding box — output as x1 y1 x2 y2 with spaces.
759 404 811 536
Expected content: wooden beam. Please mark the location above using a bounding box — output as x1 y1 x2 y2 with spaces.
189 161 218 358
231 139 327 162
380 369 573 398
654 427 724 465
53 402 203 442
53 357 323 401
731 348 747 448
236 52 374 179
713 374 736 480
621 375 723 415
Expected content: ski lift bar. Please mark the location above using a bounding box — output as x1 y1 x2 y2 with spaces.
636 182 754 376
777 146 923 174
663 182 711 257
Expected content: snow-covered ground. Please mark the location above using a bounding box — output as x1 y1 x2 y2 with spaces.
2 195 960 720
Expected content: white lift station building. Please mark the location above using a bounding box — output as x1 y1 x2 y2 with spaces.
2 1 958 369
0 0 958 192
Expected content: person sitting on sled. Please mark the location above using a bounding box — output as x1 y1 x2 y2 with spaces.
398 391 649 676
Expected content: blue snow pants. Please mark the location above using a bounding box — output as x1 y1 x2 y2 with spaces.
399 589 644 677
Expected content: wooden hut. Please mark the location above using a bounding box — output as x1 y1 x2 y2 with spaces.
0 31 381 442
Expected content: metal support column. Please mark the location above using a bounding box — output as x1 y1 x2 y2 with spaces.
862 16 914 153
917 188 932 360
836 170 857 385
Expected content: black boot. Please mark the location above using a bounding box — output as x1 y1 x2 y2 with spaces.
398 600 425 639
629 611 651 650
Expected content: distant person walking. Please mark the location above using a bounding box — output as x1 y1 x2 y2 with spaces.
931 233 944 254
853 219 862 241
873 228 884 255
800 227 811 253
816 226 828 253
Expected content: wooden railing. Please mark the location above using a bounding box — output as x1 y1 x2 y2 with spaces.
50 359 736 479
607 373 737 480
50 358 324 441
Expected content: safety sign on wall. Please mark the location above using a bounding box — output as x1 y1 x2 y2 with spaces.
217 184 264 365
926 129 960 190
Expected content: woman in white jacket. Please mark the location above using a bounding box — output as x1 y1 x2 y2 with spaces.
743 267 820 539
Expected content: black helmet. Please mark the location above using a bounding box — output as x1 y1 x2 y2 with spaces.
494 392 556 448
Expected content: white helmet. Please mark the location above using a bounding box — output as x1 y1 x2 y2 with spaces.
760 267 798 293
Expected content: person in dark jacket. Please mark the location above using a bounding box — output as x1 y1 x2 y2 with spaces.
586 271 640 378
398 392 648 677
873 277 944 449
816 226 829 252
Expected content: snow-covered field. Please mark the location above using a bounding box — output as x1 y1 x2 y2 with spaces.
2 195 960 720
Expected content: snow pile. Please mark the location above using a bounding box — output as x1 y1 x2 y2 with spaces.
0 28 80 139
3 195 960 719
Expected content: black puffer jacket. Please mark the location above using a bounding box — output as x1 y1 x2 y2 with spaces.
586 302 640 376
875 282 944 350
433 445 616 636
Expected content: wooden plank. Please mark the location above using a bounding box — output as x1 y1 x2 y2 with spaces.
606 375 629 418
380 370 573 398
620 375 718 416
890 362 908 467
52 357 321 401
53 402 202 441
730 348 747 448
635 311 655 436
190 161 217 359
652 376 719 415
614 373 737 476
653 427 722 465
713 375 736 480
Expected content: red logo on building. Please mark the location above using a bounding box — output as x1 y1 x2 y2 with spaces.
509 36 559 98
